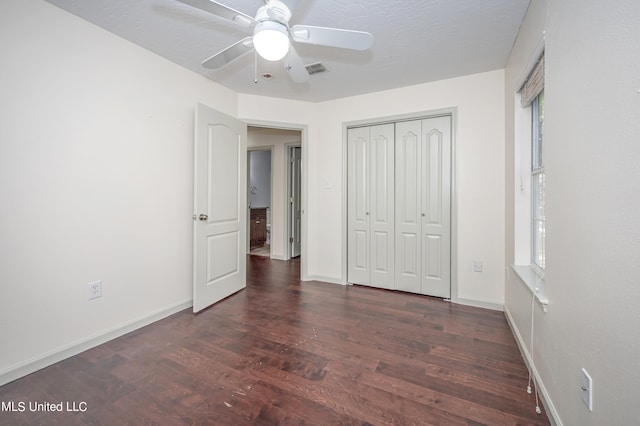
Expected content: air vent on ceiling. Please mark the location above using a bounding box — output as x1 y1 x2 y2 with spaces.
305 62 328 75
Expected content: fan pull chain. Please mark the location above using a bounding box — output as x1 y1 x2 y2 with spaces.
254 50 258 84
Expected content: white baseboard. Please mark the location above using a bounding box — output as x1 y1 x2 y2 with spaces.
504 305 562 426
305 275 345 285
454 297 504 311
0 299 192 387
269 254 287 261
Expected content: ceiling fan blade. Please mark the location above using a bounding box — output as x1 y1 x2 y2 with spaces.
285 46 309 83
290 25 374 50
202 37 254 69
176 0 255 27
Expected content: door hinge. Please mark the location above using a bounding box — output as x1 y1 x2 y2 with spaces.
290 197 294 204
289 237 294 243
290 156 295 163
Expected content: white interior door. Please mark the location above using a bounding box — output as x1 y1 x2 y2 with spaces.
347 124 394 288
395 117 451 297
395 120 422 293
347 127 370 285
289 146 302 257
369 124 395 289
193 103 247 313
420 116 451 298
348 115 451 298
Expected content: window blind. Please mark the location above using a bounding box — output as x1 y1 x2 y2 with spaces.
520 53 545 107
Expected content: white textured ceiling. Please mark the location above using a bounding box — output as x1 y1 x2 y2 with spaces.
44 0 530 102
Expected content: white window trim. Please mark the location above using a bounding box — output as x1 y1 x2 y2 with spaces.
511 265 548 312
513 92 532 265
531 92 545 273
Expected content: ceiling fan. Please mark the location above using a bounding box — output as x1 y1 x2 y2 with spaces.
176 0 374 83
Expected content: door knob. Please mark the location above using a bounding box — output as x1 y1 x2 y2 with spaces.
199 214 208 221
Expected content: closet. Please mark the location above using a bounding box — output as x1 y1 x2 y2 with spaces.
347 115 451 298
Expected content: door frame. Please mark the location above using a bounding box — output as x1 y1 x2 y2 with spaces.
341 108 459 302
241 118 309 281
247 145 274 257
286 143 302 259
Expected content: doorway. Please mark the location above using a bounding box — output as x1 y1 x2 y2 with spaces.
248 148 272 257
246 126 304 266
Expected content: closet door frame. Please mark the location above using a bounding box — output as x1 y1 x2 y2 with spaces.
341 108 458 302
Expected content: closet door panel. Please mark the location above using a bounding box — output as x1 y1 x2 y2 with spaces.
423 234 442 278
347 127 370 285
348 115 451 298
421 116 451 298
395 120 422 293
353 230 368 269
373 231 390 273
370 124 395 289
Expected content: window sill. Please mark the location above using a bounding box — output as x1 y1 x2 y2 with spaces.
511 265 549 312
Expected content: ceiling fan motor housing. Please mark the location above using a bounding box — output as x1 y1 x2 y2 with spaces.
253 20 290 61
255 0 292 25
252 1 293 62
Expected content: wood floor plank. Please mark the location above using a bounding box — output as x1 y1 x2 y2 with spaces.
376 360 549 424
326 357 538 425
0 256 550 425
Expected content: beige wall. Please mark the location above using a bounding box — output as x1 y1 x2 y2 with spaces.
505 1 640 424
0 0 237 381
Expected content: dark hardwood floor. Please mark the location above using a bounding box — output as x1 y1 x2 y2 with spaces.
0 256 549 425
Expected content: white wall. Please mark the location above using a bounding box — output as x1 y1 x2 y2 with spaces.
247 128 301 260
0 0 237 381
505 1 640 424
240 71 506 306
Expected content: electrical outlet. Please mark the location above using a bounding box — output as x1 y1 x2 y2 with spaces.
88 280 102 300
581 368 593 411
473 260 483 272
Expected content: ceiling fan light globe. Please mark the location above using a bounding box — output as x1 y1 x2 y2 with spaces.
253 21 290 61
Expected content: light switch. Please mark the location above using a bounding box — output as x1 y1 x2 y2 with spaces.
581 368 593 411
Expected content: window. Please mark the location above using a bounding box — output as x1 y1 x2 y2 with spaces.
519 52 545 273
512 52 547 309
531 90 545 271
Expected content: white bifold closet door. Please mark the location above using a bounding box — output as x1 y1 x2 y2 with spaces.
347 124 395 289
395 116 451 298
348 116 450 298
